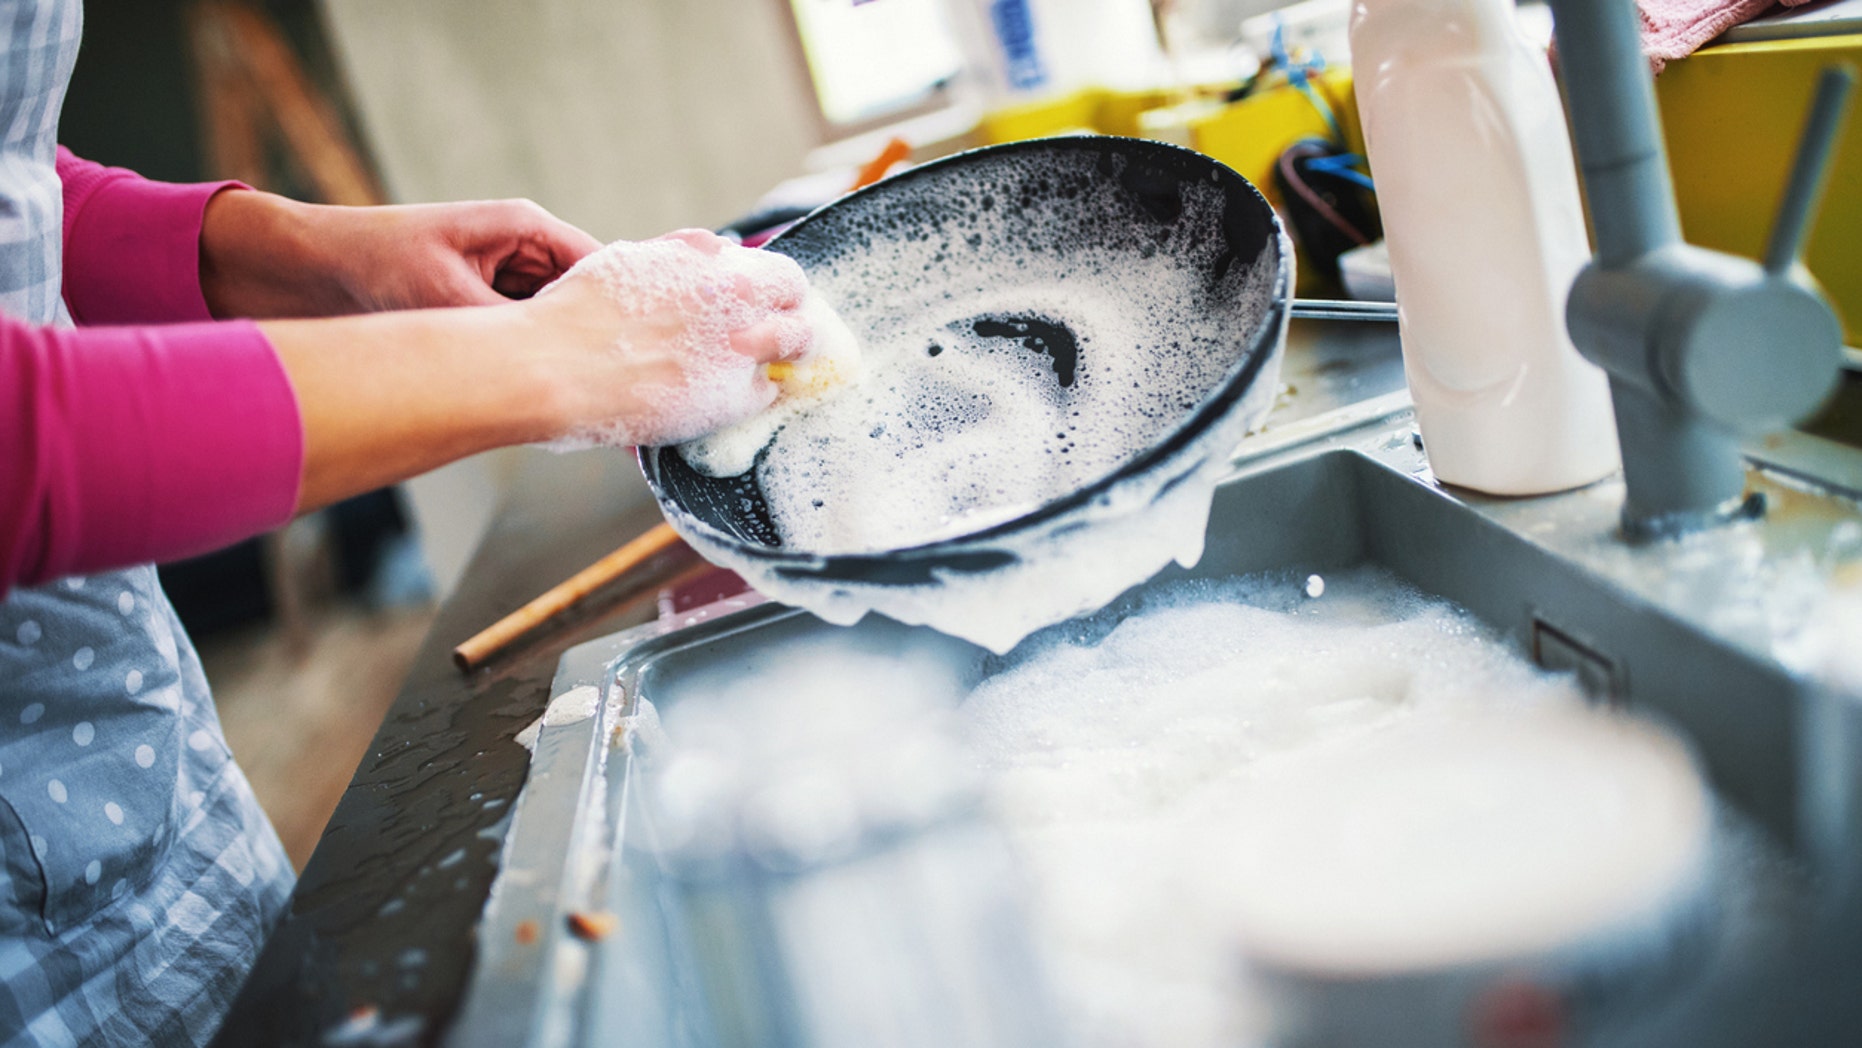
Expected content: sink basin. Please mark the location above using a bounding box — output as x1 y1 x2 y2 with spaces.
451 399 1862 1047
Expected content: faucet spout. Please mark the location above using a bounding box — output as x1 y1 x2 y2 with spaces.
1544 0 1683 268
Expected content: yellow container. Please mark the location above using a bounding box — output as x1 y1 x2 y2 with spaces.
978 87 1180 144
1187 69 1364 213
1190 70 1365 294
976 75 1366 295
1657 34 1862 344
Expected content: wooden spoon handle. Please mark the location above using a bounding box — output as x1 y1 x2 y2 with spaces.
452 521 685 671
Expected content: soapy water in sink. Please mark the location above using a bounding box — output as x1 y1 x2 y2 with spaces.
614 567 1746 1046
622 623 987 867
960 566 1717 1047
1520 474 1862 690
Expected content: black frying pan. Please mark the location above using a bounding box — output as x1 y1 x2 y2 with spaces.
638 136 1293 589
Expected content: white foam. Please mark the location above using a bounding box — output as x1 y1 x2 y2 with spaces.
515 684 607 752
682 187 1275 554
1799 583 1862 691
680 292 864 477
959 568 1712 1048
539 234 816 450
514 717 542 753
631 627 982 867
1223 707 1709 975
542 684 601 727
665 149 1289 652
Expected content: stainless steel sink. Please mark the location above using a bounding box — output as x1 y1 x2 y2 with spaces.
450 388 1862 1047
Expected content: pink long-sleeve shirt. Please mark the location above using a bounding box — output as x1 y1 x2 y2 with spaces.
0 150 303 594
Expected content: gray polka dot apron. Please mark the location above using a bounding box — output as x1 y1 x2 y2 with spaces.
0 2 293 1043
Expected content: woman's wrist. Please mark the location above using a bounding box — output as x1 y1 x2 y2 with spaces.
200 189 352 319
260 301 572 512
491 299 581 442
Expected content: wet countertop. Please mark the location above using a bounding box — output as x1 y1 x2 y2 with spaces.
212 318 1406 1047
213 450 707 1047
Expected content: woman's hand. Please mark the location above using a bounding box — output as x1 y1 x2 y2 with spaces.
520 229 815 447
200 189 604 318
259 229 818 511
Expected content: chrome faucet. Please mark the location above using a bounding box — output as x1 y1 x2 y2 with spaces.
1543 0 1853 538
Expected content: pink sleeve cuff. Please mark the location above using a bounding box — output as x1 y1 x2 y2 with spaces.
75 320 302 575
58 147 247 326
2 318 303 589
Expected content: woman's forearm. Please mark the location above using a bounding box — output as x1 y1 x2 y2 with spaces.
261 302 568 513
0 317 299 593
200 189 608 319
260 231 822 514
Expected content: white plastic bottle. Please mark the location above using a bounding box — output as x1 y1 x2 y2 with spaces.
1349 0 1620 495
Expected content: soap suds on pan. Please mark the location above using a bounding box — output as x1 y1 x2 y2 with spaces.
661 143 1291 652
680 159 1275 555
679 291 863 478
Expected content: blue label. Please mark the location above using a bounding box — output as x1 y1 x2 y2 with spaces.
989 0 1048 91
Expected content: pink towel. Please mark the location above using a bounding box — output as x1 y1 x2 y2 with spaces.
1638 0 1818 68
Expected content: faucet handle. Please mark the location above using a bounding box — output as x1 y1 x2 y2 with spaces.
1764 64 1857 278
1664 62 1855 436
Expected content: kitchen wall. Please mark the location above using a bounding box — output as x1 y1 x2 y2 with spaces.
320 0 821 239
319 0 825 590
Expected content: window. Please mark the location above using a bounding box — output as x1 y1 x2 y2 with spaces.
787 0 967 127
